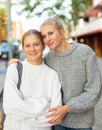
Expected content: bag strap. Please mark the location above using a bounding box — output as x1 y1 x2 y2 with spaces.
17 62 23 90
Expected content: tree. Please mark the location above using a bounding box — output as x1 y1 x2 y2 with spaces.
12 0 92 33
0 8 7 42
71 0 92 26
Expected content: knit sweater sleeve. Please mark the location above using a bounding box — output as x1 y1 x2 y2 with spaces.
67 49 102 113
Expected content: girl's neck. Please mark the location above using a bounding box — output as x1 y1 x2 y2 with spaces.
27 59 43 65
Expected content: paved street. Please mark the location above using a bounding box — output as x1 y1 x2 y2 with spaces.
0 58 102 130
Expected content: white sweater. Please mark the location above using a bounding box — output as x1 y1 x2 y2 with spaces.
3 59 62 130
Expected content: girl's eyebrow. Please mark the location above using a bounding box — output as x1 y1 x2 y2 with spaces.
24 42 40 45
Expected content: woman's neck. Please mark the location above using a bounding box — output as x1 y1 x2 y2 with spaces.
55 41 72 52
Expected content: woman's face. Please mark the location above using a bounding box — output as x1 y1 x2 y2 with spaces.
23 34 45 65
40 24 64 51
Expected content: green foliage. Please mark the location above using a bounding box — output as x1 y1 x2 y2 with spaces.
0 8 7 42
13 0 92 29
71 0 92 25
0 8 7 29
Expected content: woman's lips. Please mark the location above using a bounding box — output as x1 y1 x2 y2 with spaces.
48 42 53 47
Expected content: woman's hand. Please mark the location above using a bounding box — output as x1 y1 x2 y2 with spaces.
8 58 20 66
46 105 70 124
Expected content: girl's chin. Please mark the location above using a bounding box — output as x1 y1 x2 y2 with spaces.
27 59 42 65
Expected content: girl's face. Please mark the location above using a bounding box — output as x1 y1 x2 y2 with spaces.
23 34 45 65
40 24 65 51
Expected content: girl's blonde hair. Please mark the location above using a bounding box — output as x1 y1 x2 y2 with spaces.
40 16 64 31
22 29 44 47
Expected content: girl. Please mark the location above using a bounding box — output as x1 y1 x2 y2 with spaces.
3 29 62 130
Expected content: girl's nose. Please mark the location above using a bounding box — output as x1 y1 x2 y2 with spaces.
30 45 35 51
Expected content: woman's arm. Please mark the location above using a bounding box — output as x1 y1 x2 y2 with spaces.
8 58 20 66
67 51 102 113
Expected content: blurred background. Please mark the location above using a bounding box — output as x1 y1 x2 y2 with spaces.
0 0 102 129
0 0 102 61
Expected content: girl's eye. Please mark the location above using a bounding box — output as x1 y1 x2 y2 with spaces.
25 45 30 47
35 43 40 46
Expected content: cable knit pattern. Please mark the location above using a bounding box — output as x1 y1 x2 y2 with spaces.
44 41 102 128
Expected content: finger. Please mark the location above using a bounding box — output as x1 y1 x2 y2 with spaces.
49 106 59 112
48 117 61 124
46 111 58 118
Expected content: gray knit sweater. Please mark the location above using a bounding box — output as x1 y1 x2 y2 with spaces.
44 42 102 128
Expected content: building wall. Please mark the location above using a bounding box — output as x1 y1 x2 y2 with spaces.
70 0 102 57
77 33 102 57
12 21 24 41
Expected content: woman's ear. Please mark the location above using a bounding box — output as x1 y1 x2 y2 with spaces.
60 29 65 39
61 29 65 38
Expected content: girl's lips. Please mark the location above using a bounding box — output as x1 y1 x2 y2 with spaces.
29 52 37 56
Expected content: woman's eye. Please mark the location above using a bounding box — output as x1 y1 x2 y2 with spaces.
49 32 53 35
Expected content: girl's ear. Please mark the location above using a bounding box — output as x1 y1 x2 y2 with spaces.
22 46 25 53
22 46 24 51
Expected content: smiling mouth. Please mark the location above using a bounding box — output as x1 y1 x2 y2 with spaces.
30 52 38 56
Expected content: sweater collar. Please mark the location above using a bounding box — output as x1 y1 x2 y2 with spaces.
23 59 45 70
51 41 78 57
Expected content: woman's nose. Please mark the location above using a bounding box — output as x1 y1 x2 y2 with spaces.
46 36 50 42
